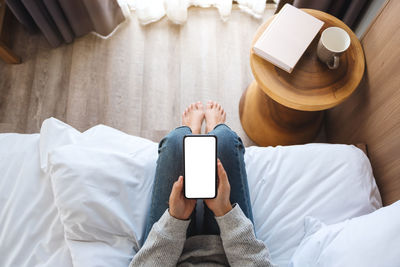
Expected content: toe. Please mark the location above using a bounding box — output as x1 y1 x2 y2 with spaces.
195 102 203 110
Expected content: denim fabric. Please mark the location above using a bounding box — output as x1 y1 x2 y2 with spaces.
143 124 253 243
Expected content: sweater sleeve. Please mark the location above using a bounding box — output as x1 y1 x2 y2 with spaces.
129 209 190 267
215 204 276 267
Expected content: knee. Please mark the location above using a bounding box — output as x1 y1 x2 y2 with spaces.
214 128 244 156
214 125 240 145
159 127 189 152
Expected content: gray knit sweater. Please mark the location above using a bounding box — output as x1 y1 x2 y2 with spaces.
129 204 275 266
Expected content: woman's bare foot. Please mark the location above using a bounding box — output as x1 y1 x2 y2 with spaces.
205 101 226 133
182 102 205 134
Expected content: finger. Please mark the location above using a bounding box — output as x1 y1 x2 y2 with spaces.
170 176 183 199
217 159 226 175
217 160 228 185
177 176 183 190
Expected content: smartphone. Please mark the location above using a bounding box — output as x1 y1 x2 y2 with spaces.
183 135 217 199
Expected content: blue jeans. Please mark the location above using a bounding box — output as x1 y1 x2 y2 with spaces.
143 124 253 243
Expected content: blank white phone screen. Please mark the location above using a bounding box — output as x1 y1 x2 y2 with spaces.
184 136 216 198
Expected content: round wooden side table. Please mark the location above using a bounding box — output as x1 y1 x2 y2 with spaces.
239 9 365 146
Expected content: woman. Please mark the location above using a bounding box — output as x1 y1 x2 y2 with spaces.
130 101 274 266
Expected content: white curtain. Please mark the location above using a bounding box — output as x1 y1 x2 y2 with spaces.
118 0 277 25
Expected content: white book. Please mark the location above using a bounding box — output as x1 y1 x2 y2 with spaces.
253 4 324 73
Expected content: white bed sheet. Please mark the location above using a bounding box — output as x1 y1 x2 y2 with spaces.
0 134 72 267
245 144 381 266
0 118 382 267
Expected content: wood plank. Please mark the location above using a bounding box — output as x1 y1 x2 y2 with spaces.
0 7 277 147
326 0 400 205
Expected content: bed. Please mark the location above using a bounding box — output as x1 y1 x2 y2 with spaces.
2 117 396 267
2 1 400 265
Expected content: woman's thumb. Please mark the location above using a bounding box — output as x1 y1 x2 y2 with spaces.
176 176 184 190
171 176 183 197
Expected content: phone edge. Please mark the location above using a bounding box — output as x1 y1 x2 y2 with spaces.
183 134 218 199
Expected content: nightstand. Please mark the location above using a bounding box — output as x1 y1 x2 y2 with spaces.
239 9 365 146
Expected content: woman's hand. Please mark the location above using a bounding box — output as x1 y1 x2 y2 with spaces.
169 176 196 220
204 159 232 217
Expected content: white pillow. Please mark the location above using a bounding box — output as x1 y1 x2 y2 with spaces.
47 122 158 267
290 201 400 267
0 133 73 267
245 144 382 266
40 117 81 172
41 118 381 267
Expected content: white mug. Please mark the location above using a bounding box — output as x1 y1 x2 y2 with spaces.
317 27 350 69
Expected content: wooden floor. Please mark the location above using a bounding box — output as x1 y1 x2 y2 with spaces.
0 7 276 146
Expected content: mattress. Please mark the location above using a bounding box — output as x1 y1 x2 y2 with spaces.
0 118 382 267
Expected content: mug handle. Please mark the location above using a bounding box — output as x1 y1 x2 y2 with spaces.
327 56 339 69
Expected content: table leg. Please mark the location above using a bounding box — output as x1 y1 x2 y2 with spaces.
0 40 20 64
239 80 323 146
